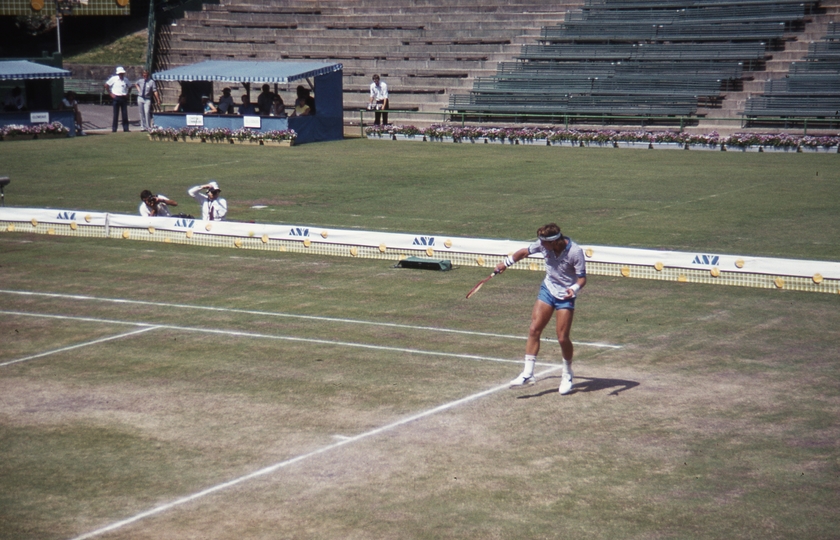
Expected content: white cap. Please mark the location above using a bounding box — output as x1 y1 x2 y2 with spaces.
116 66 126 74
207 181 219 189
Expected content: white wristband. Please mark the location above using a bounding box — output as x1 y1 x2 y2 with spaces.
569 283 581 294
504 255 515 267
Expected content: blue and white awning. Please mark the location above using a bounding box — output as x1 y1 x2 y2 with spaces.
0 60 71 81
153 60 343 84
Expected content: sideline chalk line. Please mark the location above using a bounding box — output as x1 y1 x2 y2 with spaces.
0 289 622 350
0 310 546 367
67 364 564 540
0 326 159 367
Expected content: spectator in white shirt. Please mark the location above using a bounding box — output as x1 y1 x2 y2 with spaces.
104 66 131 132
368 74 389 125
188 182 228 221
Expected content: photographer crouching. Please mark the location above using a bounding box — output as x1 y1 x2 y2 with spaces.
139 190 179 217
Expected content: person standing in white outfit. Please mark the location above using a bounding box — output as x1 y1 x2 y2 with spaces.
188 182 228 221
368 74 389 125
135 70 160 132
104 66 131 132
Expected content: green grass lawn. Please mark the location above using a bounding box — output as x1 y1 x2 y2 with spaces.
1 135 839 260
0 136 838 539
64 30 148 66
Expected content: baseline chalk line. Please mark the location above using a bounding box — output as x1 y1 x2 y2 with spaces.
0 289 623 349
0 326 159 367
67 364 563 540
0 310 546 367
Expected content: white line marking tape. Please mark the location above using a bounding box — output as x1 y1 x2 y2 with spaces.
0 290 622 349
0 327 159 367
67 365 563 540
0 310 543 367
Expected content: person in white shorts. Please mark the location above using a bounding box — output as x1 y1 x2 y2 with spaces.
495 222 587 395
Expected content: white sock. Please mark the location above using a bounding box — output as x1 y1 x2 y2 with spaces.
523 356 536 377
562 358 573 377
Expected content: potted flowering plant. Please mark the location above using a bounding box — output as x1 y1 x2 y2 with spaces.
1 122 69 140
258 129 297 145
202 127 233 143
364 123 837 153
230 128 254 142
450 126 484 142
481 127 506 142
35 122 70 138
395 125 421 137
648 131 687 149
723 132 763 151
798 134 840 152
424 124 455 141
545 129 576 145
364 125 389 137
684 131 721 150
1 124 36 140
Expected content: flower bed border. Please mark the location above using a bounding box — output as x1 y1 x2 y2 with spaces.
365 125 839 153
147 127 296 146
1 122 70 141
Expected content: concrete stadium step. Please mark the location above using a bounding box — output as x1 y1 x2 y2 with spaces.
270 42 522 54
167 47 515 63
315 14 562 26
344 90 450 103
162 52 502 74
188 20 545 38
188 8 561 24
345 75 473 88
174 30 541 45
180 23 540 41
170 41 521 57
313 0 571 7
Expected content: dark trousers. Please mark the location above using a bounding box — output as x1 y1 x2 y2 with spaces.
112 96 129 132
374 100 389 125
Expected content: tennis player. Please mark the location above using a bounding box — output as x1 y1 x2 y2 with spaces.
495 223 586 395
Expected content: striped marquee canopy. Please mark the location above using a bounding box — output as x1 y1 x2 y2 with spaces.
153 60 343 84
0 60 71 81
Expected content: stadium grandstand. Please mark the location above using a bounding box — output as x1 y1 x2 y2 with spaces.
141 0 840 130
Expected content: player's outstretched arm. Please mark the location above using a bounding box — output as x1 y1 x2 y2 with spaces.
494 247 530 274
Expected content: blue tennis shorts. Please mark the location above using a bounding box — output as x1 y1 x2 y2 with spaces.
537 282 576 311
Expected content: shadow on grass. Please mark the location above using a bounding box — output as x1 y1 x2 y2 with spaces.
516 376 639 399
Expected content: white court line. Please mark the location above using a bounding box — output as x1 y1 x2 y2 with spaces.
67 364 564 540
0 327 159 367
0 289 623 350
0 310 544 367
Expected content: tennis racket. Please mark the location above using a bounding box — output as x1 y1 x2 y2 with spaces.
465 270 500 299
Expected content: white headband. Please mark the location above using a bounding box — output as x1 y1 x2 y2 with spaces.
538 232 563 242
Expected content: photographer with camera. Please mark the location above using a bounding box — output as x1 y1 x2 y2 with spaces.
368 74 389 126
139 190 178 217
188 182 228 221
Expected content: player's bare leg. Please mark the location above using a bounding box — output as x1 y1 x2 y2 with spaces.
510 300 554 387
555 308 575 394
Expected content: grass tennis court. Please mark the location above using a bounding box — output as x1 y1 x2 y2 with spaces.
1 135 839 539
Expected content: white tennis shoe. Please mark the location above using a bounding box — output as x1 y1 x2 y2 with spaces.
509 373 536 388
559 368 574 395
